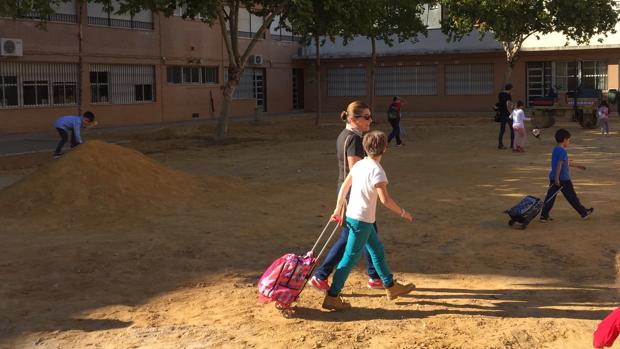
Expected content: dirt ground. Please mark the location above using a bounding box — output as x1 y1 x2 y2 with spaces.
0 115 619 349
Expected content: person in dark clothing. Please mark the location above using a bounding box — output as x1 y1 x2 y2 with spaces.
387 96 406 146
497 84 514 149
310 100 386 292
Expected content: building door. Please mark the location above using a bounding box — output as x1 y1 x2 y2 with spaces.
526 62 552 105
254 68 266 112
292 68 304 110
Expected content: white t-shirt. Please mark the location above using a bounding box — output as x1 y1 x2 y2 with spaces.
511 109 527 129
346 158 388 223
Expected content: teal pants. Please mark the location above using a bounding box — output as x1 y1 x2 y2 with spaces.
328 217 394 297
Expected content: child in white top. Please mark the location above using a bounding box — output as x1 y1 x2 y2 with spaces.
597 101 610 135
321 130 416 311
510 100 530 152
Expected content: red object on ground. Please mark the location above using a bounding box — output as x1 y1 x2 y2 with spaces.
594 307 620 348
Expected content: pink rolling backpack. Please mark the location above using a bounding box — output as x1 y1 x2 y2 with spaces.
257 218 341 316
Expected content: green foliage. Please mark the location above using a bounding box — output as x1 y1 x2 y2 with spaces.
440 0 620 66
0 0 71 19
342 0 428 46
280 0 348 46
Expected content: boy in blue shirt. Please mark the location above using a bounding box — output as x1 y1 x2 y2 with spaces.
540 128 593 222
53 111 96 157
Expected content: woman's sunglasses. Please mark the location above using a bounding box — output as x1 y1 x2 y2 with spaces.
354 114 372 121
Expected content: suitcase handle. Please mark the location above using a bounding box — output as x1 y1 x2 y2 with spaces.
309 218 342 261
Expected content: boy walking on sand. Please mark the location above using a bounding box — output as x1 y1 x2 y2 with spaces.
539 128 594 222
322 130 415 311
53 111 96 157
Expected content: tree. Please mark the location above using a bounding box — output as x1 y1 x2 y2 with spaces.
440 0 620 83
117 0 289 138
283 0 348 126
344 0 427 109
0 0 64 19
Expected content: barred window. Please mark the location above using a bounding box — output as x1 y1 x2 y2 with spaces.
167 66 218 84
90 64 155 104
224 68 265 106
375 65 437 96
0 61 79 108
581 60 607 90
327 68 367 97
0 76 18 107
87 1 153 29
445 64 494 95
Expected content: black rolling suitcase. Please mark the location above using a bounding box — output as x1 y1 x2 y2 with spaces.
504 186 561 229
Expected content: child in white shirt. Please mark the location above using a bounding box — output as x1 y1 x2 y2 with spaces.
322 130 416 311
510 100 530 152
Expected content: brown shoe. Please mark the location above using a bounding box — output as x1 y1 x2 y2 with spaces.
322 295 351 311
386 280 416 301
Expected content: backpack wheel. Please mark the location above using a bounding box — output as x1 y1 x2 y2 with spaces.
279 307 294 318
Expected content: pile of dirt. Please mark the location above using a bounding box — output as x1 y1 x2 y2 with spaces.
0 140 203 219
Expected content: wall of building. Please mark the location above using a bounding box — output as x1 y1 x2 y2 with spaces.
0 5 302 134
299 48 620 116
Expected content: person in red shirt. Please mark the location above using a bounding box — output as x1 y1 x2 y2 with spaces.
594 307 620 348
387 96 406 146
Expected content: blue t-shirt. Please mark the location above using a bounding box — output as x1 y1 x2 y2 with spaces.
549 146 570 181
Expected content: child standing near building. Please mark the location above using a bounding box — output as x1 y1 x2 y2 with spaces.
53 111 96 157
539 129 594 222
322 130 416 311
597 101 610 135
510 100 530 152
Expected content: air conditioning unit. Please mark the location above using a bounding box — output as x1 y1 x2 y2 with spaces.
0 38 23 57
250 54 264 65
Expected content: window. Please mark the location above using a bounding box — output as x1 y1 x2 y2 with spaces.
445 64 494 95
270 15 301 42
90 71 109 103
0 62 79 108
23 80 49 106
87 1 153 29
375 65 437 96
554 61 579 92
327 68 367 97
225 67 266 111
53 82 77 105
90 64 155 104
0 76 18 107
167 66 218 84
226 7 264 39
581 60 607 90
4 0 77 23
201 67 218 84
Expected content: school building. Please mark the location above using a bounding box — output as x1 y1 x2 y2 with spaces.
0 1 303 133
297 5 620 117
1 3 620 134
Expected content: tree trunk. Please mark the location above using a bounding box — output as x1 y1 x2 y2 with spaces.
216 69 240 139
369 36 376 111
504 61 514 86
314 34 321 126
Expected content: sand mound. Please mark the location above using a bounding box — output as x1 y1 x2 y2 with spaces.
0 140 202 218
